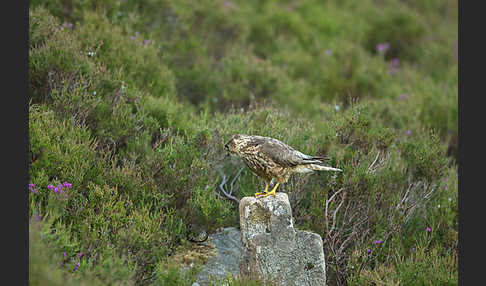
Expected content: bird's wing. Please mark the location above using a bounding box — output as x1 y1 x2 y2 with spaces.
258 137 322 167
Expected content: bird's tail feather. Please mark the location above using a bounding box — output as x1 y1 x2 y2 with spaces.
309 164 342 172
309 155 330 161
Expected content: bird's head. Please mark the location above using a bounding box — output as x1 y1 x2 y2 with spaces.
224 134 247 156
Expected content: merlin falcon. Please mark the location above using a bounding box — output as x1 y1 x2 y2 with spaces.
224 134 342 198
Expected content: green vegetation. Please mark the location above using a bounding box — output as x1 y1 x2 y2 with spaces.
29 0 457 285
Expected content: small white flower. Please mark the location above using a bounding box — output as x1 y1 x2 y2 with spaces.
334 104 340 111
448 197 452 202
438 204 441 208
93 91 97 95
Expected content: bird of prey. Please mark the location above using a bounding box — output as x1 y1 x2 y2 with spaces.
224 134 342 198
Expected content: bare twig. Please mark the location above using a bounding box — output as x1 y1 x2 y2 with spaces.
216 167 243 204
423 183 435 199
330 191 346 235
398 183 413 209
368 151 381 173
230 167 244 192
325 188 343 225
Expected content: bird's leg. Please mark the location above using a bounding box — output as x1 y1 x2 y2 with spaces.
254 182 269 197
261 182 280 198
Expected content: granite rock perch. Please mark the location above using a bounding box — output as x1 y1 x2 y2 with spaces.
239 192 326 286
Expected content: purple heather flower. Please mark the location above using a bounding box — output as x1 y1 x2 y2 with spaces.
64 182 72 188
130 35 135 40
68 23 73 29
366 248 371 254
143 39 151 45
406 130 411 136
357 162 360 167
135 31 139 36
325 49 332 56
398 94 407 100
373 239 383 245
64 252 67 258
411 247 416 252
77 252 83 259
74 262 80 271
376 42 390 54
29 183 35 190
53 185 62 193
426 227 431 233
34 188 37 194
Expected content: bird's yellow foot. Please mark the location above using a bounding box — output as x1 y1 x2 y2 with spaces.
259 182 280 198
254 183 270 198
254 191 266 197
260 189 276 198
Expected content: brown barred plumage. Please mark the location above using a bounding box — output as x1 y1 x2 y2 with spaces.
224 134 342 198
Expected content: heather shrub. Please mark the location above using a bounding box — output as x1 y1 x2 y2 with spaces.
348 243 457 285
28 104 105 190
76 10 177 100
311 40 393 103
29 218 136 286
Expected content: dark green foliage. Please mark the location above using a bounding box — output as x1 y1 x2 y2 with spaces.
29 1 457 285
401 131 449 181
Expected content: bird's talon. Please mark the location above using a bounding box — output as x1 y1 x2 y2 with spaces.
254 183 270 198
259 182 279 198
260 189 277 198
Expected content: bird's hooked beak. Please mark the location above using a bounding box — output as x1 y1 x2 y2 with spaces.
224 143 230 158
